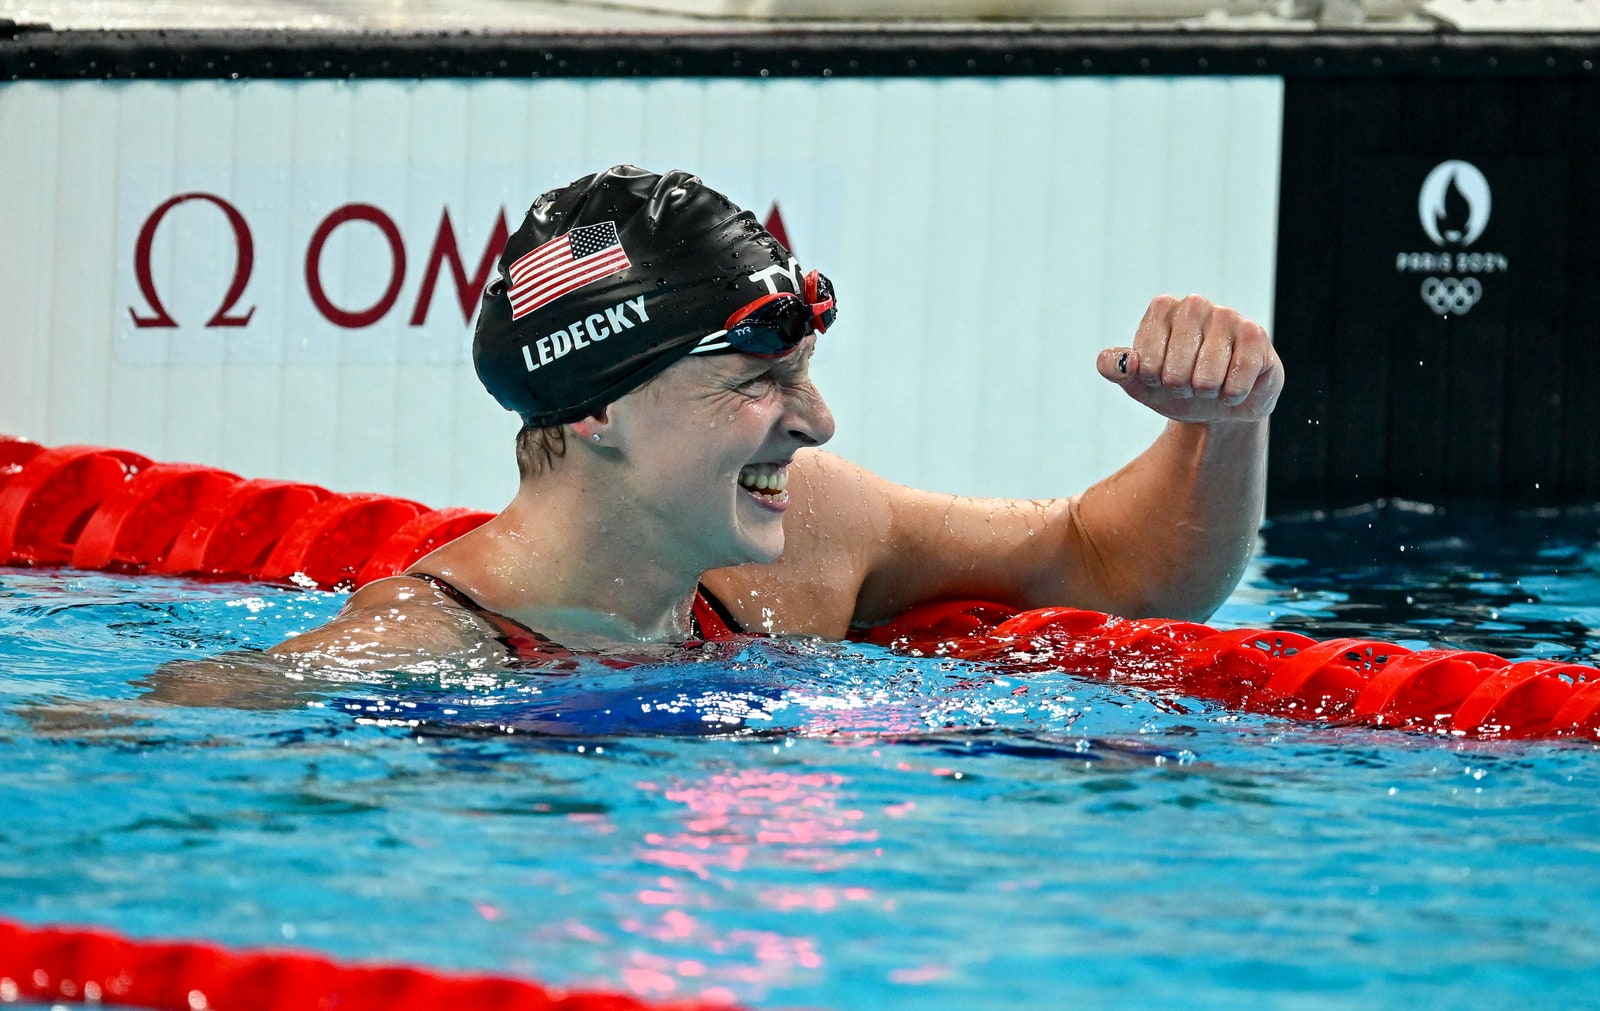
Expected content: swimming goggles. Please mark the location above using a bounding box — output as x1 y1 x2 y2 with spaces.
689 270 837 357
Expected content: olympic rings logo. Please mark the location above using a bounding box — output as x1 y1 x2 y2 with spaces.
1420 276 1482 316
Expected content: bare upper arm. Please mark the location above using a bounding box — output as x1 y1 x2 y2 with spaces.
706 451 1099 636
847 468 1098 626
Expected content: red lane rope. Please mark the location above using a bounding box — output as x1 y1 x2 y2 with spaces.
0 918 738 1011
859 600 1600 741
0 438 491 589
1 435 1596 741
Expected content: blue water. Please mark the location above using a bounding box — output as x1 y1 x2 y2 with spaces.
2 502 1599 1010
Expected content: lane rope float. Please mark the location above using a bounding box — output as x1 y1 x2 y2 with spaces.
0 917 740 1011
859 599 1600 741
2 435 1598 741
0 438 492 588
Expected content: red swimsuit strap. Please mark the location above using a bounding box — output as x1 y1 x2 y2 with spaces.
411 573 743 658
407 572 573 662
692 583 743 640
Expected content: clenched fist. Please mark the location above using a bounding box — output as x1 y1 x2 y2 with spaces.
1097 294 1283 425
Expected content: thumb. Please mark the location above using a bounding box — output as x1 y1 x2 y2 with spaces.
1096 347 1140 385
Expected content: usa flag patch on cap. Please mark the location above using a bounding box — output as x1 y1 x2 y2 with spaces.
507 221 632 320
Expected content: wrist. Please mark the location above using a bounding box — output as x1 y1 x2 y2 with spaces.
1168 417 1268 442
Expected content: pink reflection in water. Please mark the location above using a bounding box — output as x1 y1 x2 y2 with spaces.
540 918 608 944
567 811 617 833
612 766 884 999
642 768 878 866
889 961 955 984
756 885 875 913
615 917 826 997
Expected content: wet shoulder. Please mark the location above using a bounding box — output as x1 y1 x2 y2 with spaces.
789 450 894 538
704 451 892 637
267 574 496 663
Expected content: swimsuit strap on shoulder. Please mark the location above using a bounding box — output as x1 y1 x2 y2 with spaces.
693 583 744 640
412 572 742 646
408 571 573 662
409 571 478 609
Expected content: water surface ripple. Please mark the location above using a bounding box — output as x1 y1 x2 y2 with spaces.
2 504 1597 1009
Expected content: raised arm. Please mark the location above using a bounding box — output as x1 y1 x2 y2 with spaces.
1071 293 1280 617
785 294 1281 631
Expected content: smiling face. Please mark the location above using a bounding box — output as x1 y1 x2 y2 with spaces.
599 336 835 573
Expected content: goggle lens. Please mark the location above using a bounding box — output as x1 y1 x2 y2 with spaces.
699 270 837 358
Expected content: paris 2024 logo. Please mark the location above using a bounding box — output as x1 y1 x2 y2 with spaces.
1394 160 1510 318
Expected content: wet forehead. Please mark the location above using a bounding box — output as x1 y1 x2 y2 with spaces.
729 335 820 377
669 335 818 384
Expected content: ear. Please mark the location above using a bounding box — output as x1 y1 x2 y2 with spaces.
567 406 616 448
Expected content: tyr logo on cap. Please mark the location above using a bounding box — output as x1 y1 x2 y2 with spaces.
746 256 804 296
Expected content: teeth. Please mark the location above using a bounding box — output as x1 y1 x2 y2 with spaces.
738 463 788 495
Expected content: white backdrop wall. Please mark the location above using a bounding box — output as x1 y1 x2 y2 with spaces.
0 76 1282 510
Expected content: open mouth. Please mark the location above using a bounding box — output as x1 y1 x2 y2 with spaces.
737 462 789 505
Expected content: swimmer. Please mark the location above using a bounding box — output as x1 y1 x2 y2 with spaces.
269 165 1282 666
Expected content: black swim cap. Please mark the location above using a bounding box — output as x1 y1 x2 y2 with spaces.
474 166 816 427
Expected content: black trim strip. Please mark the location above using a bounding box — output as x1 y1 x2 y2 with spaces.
695 582 745 637
4 27 1600 81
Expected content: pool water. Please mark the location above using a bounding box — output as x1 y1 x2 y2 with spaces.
2 502 1599 1009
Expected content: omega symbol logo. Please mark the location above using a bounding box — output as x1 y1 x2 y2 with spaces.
1418 160 1491 248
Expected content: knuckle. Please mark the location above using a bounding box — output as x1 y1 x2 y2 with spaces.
1211 306 1242 331
1172 296 1211 331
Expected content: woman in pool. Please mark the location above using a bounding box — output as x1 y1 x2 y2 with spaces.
270 165 1282 665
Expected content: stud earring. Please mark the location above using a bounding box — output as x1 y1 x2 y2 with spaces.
591 433 602 443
